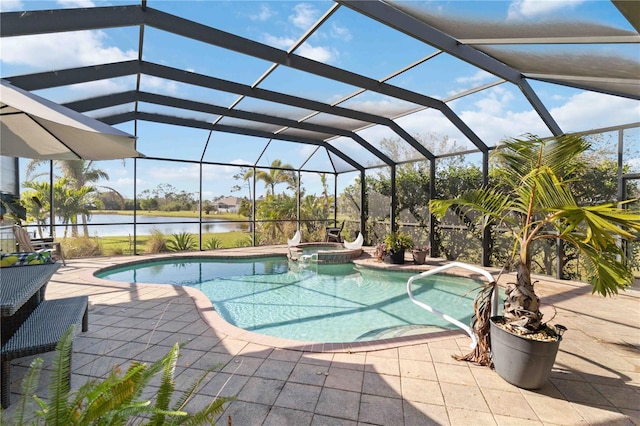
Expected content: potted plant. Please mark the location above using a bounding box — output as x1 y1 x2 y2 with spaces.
412 244 430 265
383 231 414 264
374 242 387 262
429 134 640 389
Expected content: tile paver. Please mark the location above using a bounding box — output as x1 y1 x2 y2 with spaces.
443 380 508 413
274 382 322 411
2 248 638 425
358 393 404 425
362 371 402 398
401 376 444 405
315 387 361 420
324 366 364 392
403 400 450 426
446 407 497 426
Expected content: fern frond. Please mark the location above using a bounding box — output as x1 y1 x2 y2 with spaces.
172 364 224 413
46 326 75 426
9 357 44 425
176 396 235 425
149 343 180 425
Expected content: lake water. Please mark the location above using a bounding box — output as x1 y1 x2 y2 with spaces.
35 213 247 237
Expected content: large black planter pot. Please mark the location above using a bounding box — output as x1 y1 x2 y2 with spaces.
490 316 562 390
384 250 405 264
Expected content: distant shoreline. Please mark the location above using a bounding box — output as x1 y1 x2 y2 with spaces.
91 210 245 221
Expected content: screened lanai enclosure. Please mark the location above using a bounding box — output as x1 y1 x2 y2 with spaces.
1 1 639 280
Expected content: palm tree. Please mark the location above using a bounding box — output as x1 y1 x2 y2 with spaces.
256 159 295 196
232 167 254 215
54 179 100 238
320 173 331 218
26 159 118 236
239 167 254 200
21 181 50 238
429 134 640 364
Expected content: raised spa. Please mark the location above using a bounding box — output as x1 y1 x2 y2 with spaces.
288 242 362 264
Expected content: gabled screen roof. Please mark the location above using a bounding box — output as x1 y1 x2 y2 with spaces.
1 0 638 174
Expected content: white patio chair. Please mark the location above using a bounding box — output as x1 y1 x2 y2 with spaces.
343 232 363 250
287 230 301 247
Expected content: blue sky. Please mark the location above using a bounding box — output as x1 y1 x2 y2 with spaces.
1 0 638 199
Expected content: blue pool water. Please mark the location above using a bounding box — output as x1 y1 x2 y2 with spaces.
96 257 479 343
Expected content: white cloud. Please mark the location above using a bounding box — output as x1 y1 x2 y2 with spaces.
507 0 585 20
548 91 640 133
230 158 255 166
297 143 317 159
1 31 136 70
148 164 200 180
262 34 337 63
67 78 135 100
0 0 23 11
249 4 274 22
297 43 337 63
447 70 496 97
386 86 639 151
113 177 135 187
473 86 515 116
331 23 352 42
289 3 319 29
57 0 95 7
140 75 180 95
263 34 296 50
455 70 493 85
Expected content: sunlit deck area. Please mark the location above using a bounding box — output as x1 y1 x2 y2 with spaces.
3 248 639 425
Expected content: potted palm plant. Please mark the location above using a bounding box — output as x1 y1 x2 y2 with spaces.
429 134 640 389
383 231 414 264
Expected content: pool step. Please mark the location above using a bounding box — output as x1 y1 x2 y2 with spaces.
355 324 450 341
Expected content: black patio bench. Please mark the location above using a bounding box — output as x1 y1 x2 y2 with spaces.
1 296 89 408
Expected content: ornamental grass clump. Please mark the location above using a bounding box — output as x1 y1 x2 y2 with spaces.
429 134 640 365
167 232 195 252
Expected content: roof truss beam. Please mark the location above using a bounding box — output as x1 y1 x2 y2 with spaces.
459 35 640 45
6 60 419 163
64 90 393 162
106 111 363 171
0 5 144 36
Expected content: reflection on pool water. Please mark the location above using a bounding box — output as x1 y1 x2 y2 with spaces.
96 257 478 343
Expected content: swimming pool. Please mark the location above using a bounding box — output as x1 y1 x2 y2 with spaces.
96 257 478 343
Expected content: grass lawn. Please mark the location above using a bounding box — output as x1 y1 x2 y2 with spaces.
97 231 250 255
58 231 250 257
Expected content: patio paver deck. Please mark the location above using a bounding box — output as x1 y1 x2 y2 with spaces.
2 247 639 425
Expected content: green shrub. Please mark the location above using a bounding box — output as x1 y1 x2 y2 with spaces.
384 232 414 252
204 237 221 250
167 232 195 252
235 235 253 248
